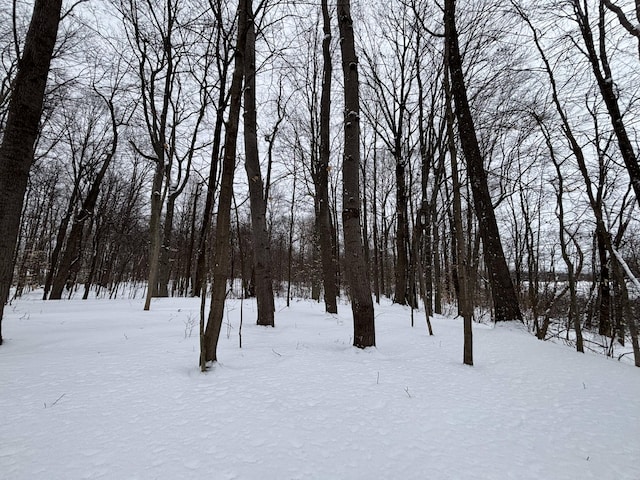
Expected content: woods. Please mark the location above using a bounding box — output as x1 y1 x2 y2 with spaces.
1 0 640 367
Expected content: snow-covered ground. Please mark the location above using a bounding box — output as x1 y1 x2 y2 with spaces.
1 293 638 479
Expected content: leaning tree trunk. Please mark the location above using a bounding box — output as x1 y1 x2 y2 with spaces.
0 0 63 345
337 0 375 348
243 0 275 327
202 0 248 367
444 0 522 322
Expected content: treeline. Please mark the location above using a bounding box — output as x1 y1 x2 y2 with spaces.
1 0 639 367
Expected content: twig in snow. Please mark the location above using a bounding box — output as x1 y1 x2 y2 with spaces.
272 348 282 357
404 387 411 398
44 393 66 408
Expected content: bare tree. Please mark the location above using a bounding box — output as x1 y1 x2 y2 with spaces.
243 0 275 326
361 2 418 306
193 0 234 297
571 0 640 209
444 0 522 323
202 0 249 367
48 86 123 300
602 0 640 59
337 0 375 348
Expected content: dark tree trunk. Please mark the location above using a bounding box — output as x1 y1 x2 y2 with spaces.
317 0 339 314
444 0 522 322
243 0 274 327
0 0 63 345
202 0 248 366
337 0 375 348
596 226 611 336
394 154 409 305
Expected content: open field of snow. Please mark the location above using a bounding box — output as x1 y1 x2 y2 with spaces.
1 293 639 479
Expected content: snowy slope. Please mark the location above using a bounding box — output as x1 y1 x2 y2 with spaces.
1 294 638 479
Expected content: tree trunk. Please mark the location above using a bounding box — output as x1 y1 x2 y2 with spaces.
243 0 275 327
0 0 63 345
596 226 611 336
552 156 584 353
317 0 339 314
337 0 375 348
193 1 231 297
444 0 522 323
143 160 165 310
202 0 248 366
444 65 473 365
372 130 380 304
394 154 409 305
287 164 296 307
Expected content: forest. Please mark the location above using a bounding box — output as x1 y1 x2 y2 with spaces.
1 0 640 368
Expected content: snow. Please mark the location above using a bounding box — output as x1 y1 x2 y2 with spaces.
1 293 639 479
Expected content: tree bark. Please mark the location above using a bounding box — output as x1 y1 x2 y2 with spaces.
0 0 63 345
444 65 473 364
317 0 339 314
243 0 275 327
444 0 522 322
337 0 375 348
202 0 248 366
394 153 410 305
